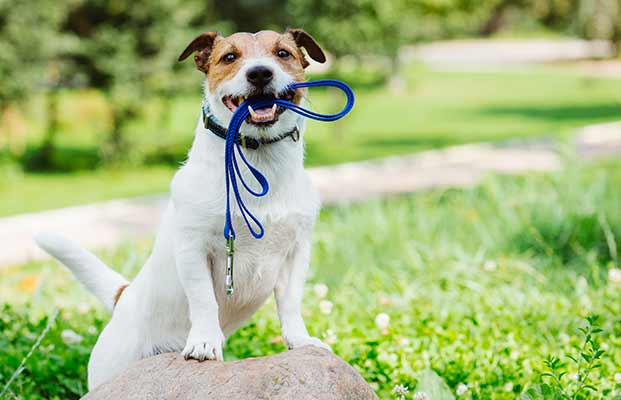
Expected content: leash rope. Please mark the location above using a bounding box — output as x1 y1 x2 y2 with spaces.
220 79 355 295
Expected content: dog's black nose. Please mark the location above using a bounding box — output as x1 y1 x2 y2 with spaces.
246 66 273 88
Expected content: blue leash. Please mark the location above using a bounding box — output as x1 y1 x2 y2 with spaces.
221 79 355 295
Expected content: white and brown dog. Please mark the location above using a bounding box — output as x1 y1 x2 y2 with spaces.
35 29 330 389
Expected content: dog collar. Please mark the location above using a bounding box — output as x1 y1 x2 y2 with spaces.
201 102 299 150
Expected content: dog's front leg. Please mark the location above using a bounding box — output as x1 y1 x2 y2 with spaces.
174 223 224 361
275 238 331 352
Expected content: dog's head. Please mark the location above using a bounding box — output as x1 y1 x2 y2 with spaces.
178 29 326 139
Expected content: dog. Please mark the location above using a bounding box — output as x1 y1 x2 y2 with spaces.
35 29 331 389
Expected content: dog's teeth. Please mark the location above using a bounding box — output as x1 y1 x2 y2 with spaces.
271 104 277 113
248 106 258 119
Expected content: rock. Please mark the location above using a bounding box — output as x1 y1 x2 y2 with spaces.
82 346 378 400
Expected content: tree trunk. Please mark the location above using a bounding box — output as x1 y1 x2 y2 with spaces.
102 104 129 164
480 0 513 36
39 90 60 167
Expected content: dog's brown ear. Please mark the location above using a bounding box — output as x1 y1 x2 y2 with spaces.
287 29 326 68
178 32 219 72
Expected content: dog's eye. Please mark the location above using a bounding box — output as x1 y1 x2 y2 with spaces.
276 49 291 58
222 53 237 63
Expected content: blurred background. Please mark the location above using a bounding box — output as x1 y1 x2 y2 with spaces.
1 0 620 215
1 1 621 399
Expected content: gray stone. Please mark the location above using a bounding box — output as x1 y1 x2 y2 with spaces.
82 347 378 400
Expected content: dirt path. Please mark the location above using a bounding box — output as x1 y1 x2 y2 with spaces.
406 38 614 66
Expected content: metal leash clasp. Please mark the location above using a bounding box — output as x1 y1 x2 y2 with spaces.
225 236 235 296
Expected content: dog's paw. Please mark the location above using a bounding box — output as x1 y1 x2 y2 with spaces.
182 330 224 361
285 335 332 352
182 339 223 361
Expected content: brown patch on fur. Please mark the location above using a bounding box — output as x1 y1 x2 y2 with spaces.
113 284 128 307
268 33 307 81
205 33 251 92
286 29 326 67
179 30 326 93
178 32 219 73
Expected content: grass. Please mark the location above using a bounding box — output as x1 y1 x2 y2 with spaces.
1 64 620 216
0 166 173 216
1 159 621 399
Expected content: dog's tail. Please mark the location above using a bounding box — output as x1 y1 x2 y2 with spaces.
34 233 129 312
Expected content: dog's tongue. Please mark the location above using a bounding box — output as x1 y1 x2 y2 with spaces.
248 105 276 123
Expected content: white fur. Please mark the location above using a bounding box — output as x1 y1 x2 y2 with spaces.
35 52 329 389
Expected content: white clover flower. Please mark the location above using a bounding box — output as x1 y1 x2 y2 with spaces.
87 325 98 335
313 283 328 299
319 300 333 315
569 373 579 381
413 392 429 400
398 337 410 346
77 303 91 314
392 384 409 399
323 329 337 345
559 333 570 344
483 260 497 271
601 342 609 351
608 268 621 284
456 382 468 396
61 329 83 345
510 350 520 360
615 372 621 384
375 313 390 330
504 382 514 392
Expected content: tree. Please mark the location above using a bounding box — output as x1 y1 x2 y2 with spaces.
287 0 419 70
0 0 68 155
576 0 621 57
63 0 214 163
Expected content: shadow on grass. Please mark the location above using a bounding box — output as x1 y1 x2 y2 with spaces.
20 145 101 173
481 103 621 122
363 135 457 149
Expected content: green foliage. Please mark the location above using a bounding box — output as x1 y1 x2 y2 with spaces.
522 316 608 400
0 0 67 108
0 305 101 399
288 0 419 62
60 0 209 162
508 166 621 268
2 160 621 398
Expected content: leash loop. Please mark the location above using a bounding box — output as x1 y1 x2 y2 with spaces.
220 79 354 295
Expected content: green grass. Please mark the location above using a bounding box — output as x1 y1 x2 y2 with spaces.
2 160 620 399
1 64 620 216
0 166 173 216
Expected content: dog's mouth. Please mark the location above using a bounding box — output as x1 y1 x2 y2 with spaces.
222 88 296 126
